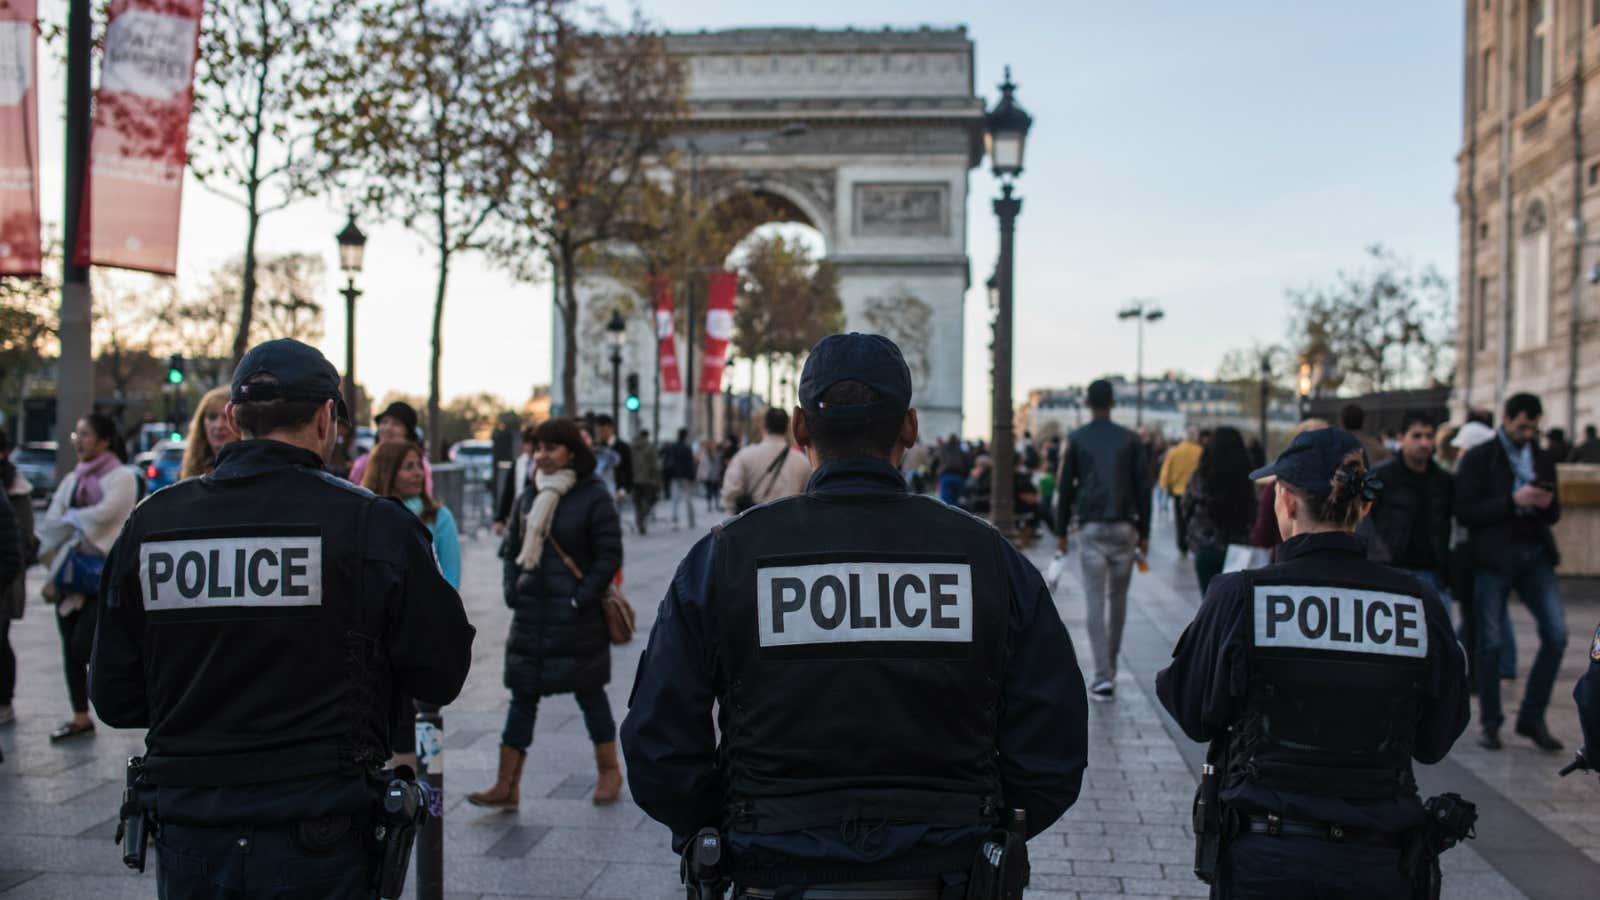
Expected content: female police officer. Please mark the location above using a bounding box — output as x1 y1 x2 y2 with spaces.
1156 427 1470 899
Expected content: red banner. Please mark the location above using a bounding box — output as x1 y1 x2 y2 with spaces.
654 276 683 394
0 0 41 276
75 0 205 274
699 270 737 394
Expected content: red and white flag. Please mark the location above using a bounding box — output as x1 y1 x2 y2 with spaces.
75 0 205 275
654 276 683 393
0 0 41 276
699 270 737 394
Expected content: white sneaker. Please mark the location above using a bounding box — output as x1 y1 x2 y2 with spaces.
1089 680 1115 702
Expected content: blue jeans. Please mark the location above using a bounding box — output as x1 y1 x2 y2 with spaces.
501 688 615 750
1473 547 1568 731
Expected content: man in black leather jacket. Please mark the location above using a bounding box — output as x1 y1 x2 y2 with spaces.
1364 411 1453 601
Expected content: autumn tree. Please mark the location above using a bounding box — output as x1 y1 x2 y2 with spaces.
0 240 59 427
189 0 352 367
308 0 539 458
497 5 686 418
90 271 173 400
1285 245 1455 395
733 233 843 400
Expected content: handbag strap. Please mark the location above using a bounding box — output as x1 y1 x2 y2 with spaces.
545 536 586 581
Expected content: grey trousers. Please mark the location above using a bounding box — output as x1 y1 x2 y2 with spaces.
1079 521 1138 684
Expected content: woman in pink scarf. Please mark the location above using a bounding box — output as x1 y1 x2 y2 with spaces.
36 412 136 742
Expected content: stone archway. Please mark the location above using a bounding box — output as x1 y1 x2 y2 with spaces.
556 26 985 440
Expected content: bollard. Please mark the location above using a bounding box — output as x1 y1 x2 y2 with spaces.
414 703 445 900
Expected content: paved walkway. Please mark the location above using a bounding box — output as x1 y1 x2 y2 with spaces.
0 503 1596 898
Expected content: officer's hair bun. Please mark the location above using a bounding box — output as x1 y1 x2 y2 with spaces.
1319 450 1369 528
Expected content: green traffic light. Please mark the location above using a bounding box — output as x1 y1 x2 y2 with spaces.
168 370 183 384
625 397 640 411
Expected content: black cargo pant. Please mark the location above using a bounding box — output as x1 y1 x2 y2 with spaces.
156 818 376 899
1220 834 1409 899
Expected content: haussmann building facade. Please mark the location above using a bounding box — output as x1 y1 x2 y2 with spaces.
1457 0 1600 432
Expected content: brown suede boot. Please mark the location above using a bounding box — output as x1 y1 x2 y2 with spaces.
467 744 526 810
592 740 622 805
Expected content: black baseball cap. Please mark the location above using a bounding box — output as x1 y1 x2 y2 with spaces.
231 338 349 424
798 333 913 424
1248 427 1366 497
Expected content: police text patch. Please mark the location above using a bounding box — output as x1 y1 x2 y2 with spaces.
140 535 323 611
1253 585 1426 658
757 560 972 648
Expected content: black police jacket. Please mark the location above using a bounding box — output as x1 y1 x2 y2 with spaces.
1156 532 1469 833
89 439 475 826
1578 621 1600 763
621 456 1088 885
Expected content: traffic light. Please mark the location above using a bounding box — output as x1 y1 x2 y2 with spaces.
624 372 640 412
167 353 186 385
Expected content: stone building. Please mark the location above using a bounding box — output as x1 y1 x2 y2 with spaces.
1456 0 1600 432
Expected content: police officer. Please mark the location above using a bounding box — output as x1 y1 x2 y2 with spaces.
1156 428 1470 899
1573 621 1600 780
89 339 475 899
621 333 1089 900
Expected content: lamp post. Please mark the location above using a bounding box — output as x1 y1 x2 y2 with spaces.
1117 300 1164 427
606 309 626 424
676 123 809 439
335 211 367 430
986 67 1032 537
1258 355 1273 453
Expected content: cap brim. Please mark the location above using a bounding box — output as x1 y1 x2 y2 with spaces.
1248 463 1278 482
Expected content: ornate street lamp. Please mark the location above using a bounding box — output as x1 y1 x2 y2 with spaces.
986 67 1032 536
606 308 627 425
335 211 367 429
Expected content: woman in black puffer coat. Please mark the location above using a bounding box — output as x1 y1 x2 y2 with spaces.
468 419 623 810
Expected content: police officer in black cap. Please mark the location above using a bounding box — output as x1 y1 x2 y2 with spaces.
90 338 476 899
622 332 1089 900
1157 428 1470 899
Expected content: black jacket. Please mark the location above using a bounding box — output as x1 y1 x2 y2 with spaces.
0 486 19 601
622 457 1088 876
609 439 634 492
1055 418 1152 540
1364 458 1453 579
1156 532 1469 832
1454 433 1561 572
89 440 475 825
500 475 622 696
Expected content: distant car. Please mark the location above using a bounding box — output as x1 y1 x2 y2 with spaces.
449 439 495 482
12 442 59 500
142 441 186 491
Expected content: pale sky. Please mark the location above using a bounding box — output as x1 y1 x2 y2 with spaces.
30 1 1463 437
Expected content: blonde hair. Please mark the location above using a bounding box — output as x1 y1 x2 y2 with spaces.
179 386 238 479
360 440 439 523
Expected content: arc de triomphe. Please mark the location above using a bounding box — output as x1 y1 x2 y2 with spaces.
554 26 985 441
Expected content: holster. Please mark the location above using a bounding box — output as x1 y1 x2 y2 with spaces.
681 827 730 900
1402 792 1477 900
965 823 1028 900
372 767 429 900
1192 748 1227 884
114 756 153 873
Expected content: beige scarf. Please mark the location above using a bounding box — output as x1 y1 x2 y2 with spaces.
515 468 579 570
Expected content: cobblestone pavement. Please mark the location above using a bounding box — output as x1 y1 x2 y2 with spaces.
0 501 1595 898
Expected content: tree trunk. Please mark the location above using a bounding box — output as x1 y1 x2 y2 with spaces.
229 20 271 371
429 249 450 462
559 245 580 418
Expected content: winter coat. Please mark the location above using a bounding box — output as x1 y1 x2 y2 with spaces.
499 475 622 696
4 472 33 619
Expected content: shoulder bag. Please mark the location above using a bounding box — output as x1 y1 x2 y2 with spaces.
547 537 635 645
733 448 789 514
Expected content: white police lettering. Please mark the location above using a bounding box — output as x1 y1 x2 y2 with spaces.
757 561 972 647
139 536 322 611
1254 585 1426 658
